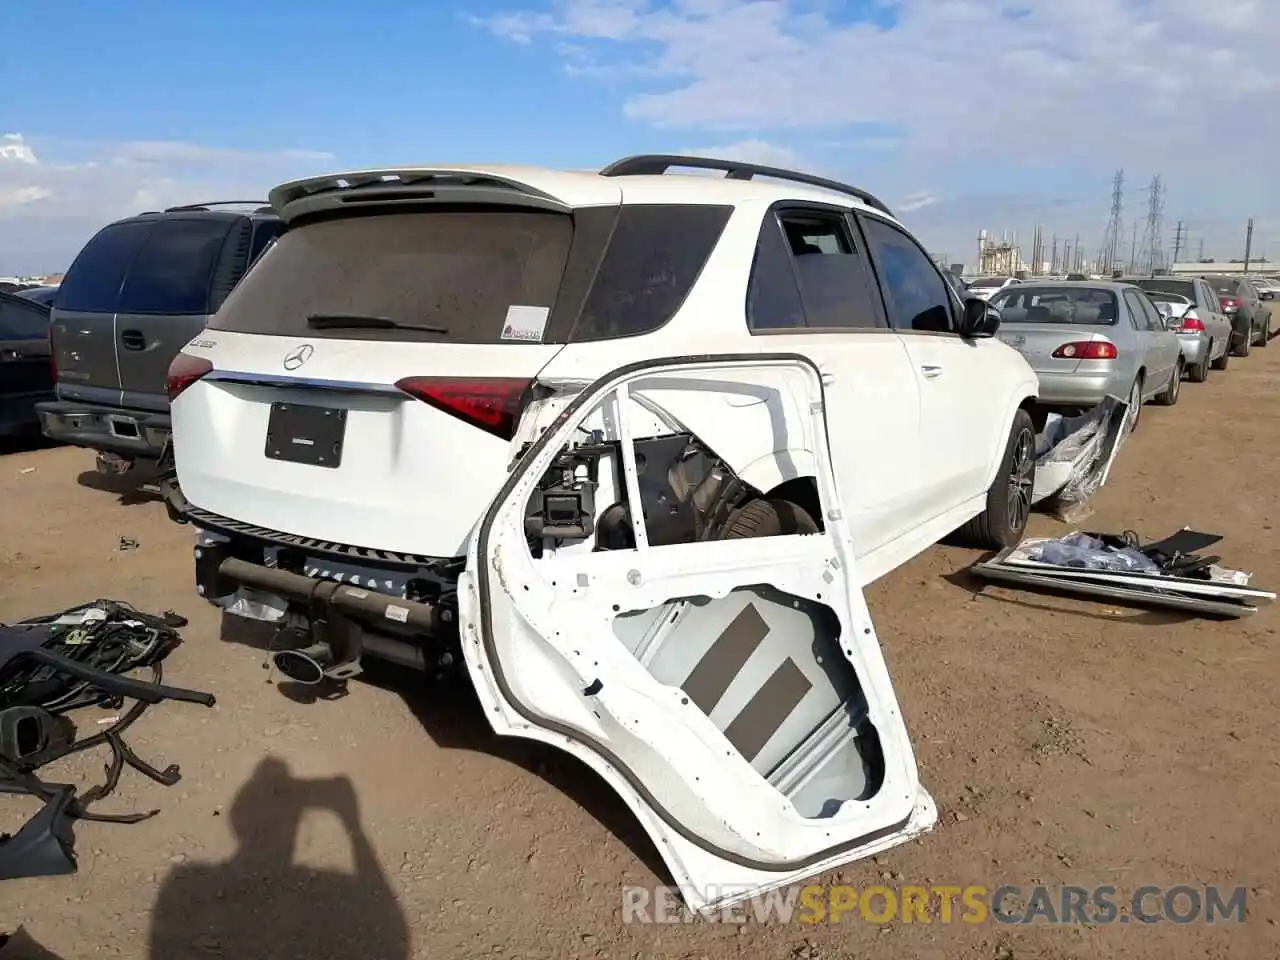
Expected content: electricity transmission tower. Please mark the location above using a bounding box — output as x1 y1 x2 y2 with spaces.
1138 175 1165 274
1171 220 1185 263
1097 170 1124 275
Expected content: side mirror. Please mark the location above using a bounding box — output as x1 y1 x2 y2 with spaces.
960 296 998 338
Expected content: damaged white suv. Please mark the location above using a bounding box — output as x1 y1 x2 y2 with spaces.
163 155 1037 909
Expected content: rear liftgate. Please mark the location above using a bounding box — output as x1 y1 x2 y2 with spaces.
458 355 937 915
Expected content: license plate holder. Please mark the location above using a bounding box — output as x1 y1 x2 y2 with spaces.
264 402 347 468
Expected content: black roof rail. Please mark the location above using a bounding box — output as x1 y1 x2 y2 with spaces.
599 154 895 217
162 200 271 213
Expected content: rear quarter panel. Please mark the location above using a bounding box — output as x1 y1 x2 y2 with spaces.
51 309 122 404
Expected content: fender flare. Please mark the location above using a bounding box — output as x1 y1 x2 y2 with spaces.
734 448 819 496
979 381 1039 490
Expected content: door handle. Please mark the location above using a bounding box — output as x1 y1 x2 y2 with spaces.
120 329 146 351
920 364 943 380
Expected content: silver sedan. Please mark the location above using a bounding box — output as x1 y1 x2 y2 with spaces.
987 281 1184 426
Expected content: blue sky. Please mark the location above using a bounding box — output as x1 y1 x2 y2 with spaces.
4 0 1280 273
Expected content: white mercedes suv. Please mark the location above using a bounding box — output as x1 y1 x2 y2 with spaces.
163 155 1041 912
163 154 1038 675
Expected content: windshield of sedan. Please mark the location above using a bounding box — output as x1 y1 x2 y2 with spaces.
1205 277 1240 295
1142 290 1191 305
1134 278 1195 299
989 286 1119 324
972 276 1011 288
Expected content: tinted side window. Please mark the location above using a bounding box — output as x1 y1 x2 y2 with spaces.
746 215 805 330
57 221 153 313
570 205 732 342
860 216 953 333
118 218 233 315
1123 290 1154 329
0 298 51 338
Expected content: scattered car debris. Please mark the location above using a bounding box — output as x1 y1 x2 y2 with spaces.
970 529 1275 618
118 537 139 552
0 601 215 882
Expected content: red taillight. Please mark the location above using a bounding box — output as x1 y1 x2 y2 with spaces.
1181 312 1205 332
394 377 532 440
165 353 214 401
1052 341 1118 360
1221 297 1240 310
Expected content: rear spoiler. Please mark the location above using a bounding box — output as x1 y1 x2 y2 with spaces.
267 168 577 223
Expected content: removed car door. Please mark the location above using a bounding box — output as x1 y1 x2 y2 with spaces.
458 354 936 915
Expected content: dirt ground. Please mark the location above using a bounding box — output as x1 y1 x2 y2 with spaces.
1 346 1278 960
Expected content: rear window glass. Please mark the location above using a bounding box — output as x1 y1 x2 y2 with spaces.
0 297 51 338
1206 277 1239 295
57 221 153 313
990 286 1119 324
1134 278 1194 299
569 205 731 342
118 218 234 315
209 210 573 343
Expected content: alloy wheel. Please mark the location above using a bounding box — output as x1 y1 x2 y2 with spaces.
1005 427 1035 533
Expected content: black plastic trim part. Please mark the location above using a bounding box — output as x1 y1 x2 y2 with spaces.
473 352 914 873
162 481 456 572
600 154 895 218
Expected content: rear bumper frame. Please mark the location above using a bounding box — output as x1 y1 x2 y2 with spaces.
162 479 463 674
35 400 170 459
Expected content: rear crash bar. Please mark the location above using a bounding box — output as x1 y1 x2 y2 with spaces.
205 556 446 684
215 557 440 634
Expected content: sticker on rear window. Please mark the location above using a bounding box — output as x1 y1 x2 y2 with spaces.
501 305 550 343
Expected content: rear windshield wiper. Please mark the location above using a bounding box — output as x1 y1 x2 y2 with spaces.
306 313 449 335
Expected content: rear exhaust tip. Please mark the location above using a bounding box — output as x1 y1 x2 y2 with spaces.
271 643 333 685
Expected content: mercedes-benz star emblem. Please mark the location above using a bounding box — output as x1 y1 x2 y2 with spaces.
282 344 315 371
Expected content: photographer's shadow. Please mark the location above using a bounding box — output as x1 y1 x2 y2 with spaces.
148 757 408 959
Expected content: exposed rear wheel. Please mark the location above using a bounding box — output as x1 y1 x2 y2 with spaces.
722 497 819 540
1124 375 1143 434
1257 317 1271 347
1211 343 1230 371
955 409 1036 550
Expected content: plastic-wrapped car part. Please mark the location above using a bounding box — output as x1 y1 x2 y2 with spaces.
1020 532 1160 574
1032 395 1129 522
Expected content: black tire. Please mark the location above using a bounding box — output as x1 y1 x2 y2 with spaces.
1186 349 1210 383
1155 360 1183 406
1210 342 1230 371
723 497 819 539
1125 374 1143 434
1234 328 1252 357
955 409 1036 550
1256 317 1271 348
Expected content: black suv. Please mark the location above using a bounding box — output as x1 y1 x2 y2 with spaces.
37 202 283 470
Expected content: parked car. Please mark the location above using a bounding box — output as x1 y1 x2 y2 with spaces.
1128 276 1232 381
967 275 1020 300
15 285 58 307
36 201 283 471
987 281 1183 428
0 290 55 438
1202 275 1271 355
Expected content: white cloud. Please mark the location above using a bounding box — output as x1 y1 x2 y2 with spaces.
898 191 939 213
474 0 1280 260
0 134 337 273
